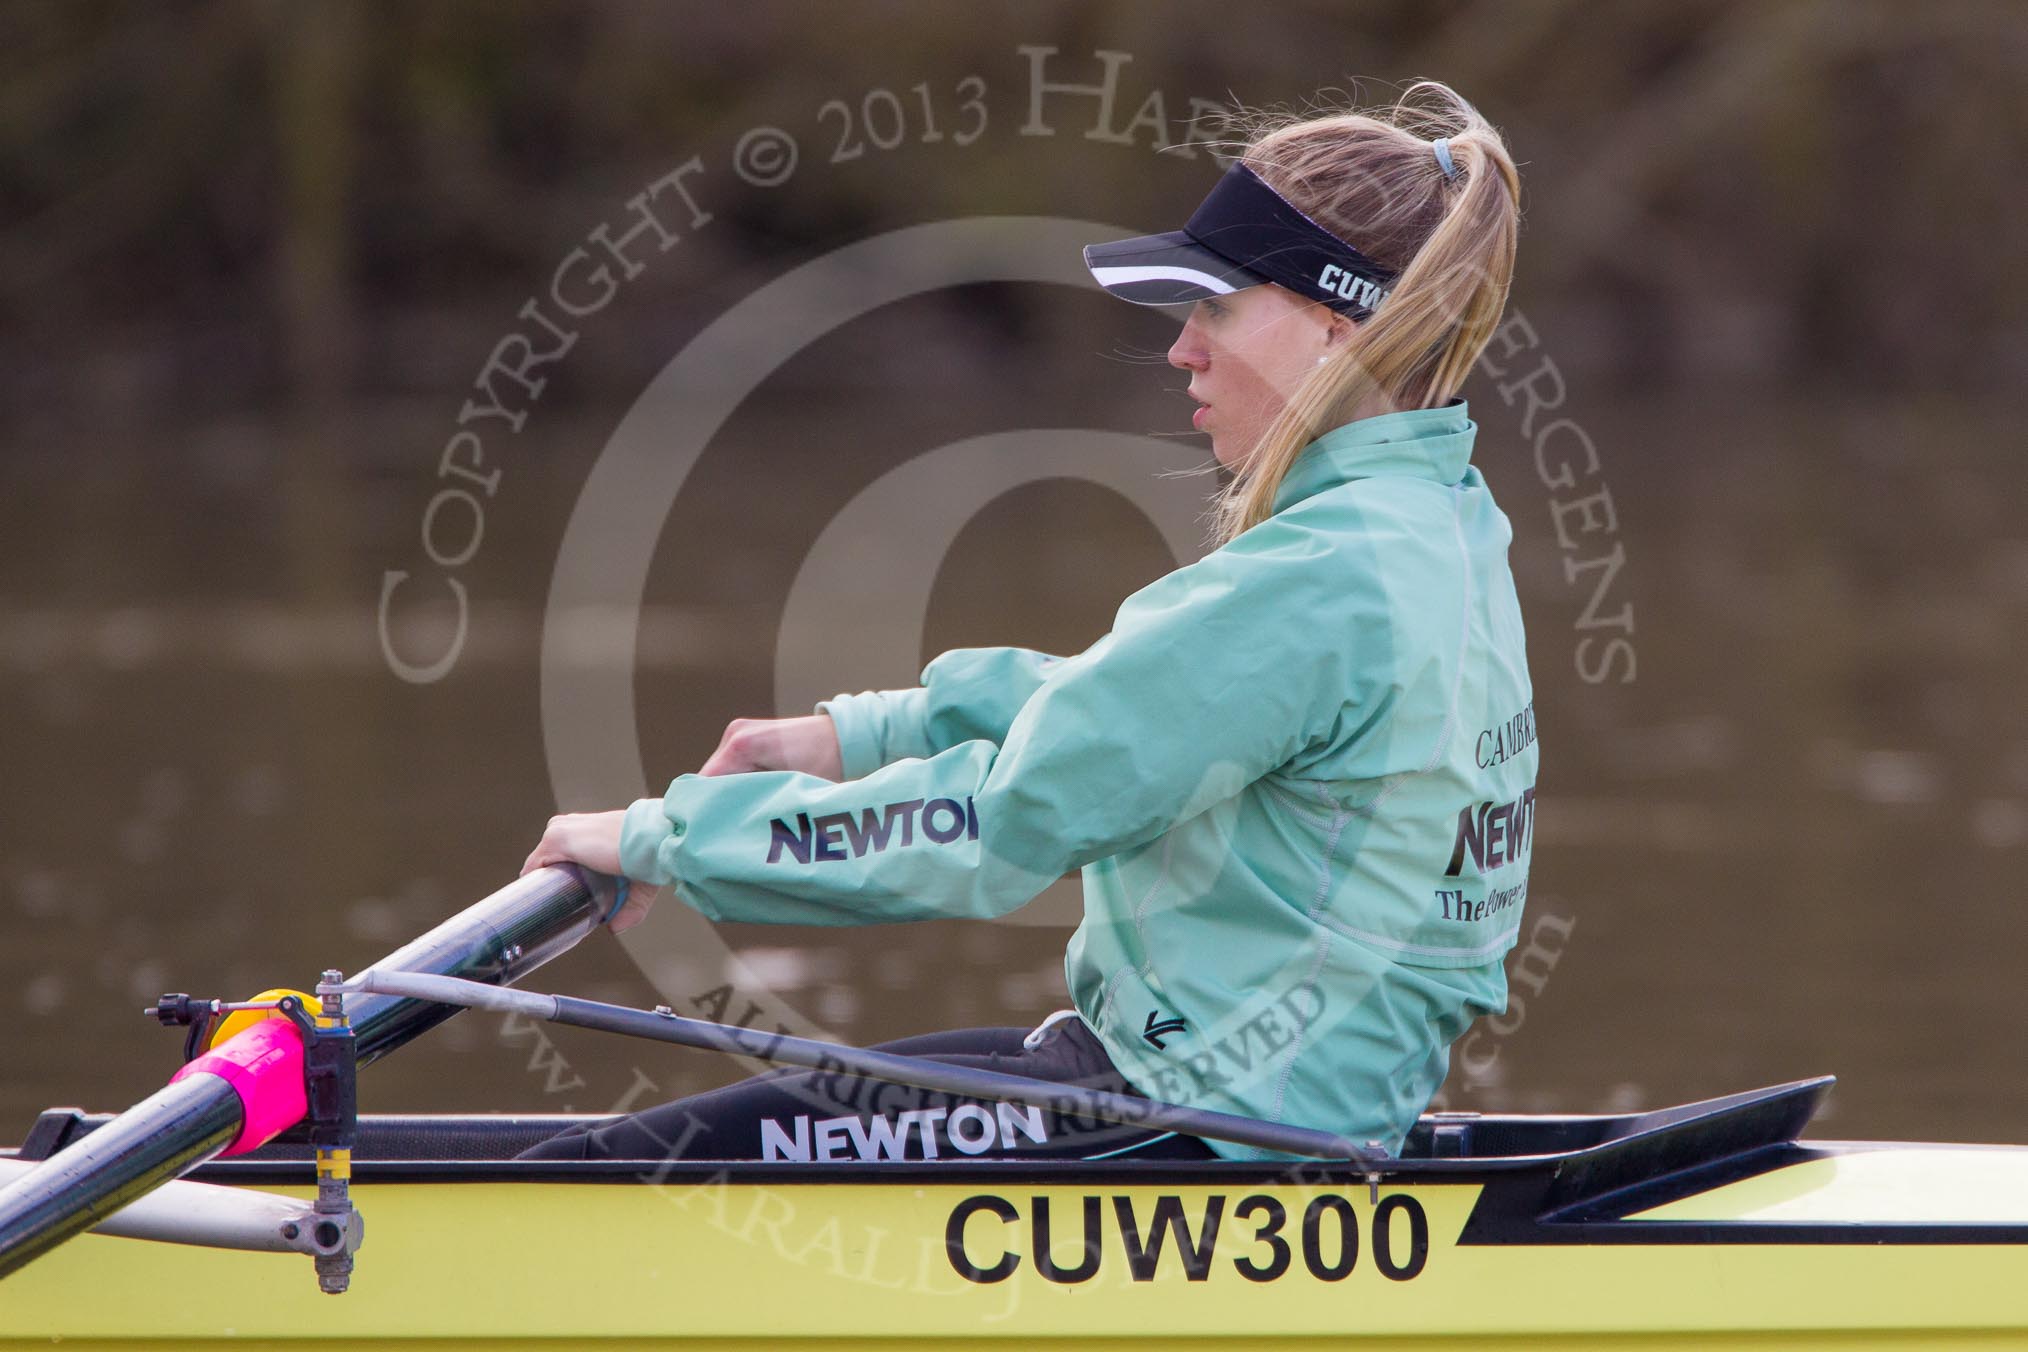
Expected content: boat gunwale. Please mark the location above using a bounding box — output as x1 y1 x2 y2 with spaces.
163 1143 2028 1250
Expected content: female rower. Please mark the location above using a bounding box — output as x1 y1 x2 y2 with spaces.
520 81 1535 1163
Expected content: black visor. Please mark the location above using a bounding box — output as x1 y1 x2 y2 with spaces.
1083 163 1398 319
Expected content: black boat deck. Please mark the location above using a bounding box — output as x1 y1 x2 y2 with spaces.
7 1076 1836 1214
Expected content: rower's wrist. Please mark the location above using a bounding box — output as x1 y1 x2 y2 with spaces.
818 687 929 778
618 797 681 887
815 693 884 780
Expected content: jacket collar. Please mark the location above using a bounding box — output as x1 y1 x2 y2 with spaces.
1271 399 1477 513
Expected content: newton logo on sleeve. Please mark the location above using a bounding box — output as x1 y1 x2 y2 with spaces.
767 797 980 863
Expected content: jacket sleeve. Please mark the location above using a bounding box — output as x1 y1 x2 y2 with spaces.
817 647 1069 779
620 511 1373 926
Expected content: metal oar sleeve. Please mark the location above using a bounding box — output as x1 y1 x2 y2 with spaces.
347 971 1377 1163
0 1074 241 1279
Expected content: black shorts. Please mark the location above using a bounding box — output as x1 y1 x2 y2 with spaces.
517 1014 1217 1163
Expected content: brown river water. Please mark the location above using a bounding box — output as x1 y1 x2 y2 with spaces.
3 374 2025 1151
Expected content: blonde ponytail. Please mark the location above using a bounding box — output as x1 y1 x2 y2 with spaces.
1209 82 1521 543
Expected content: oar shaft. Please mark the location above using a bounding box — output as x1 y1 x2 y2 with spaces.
0 865 611 1283
0 1074 241 1279
347 970 1377 1163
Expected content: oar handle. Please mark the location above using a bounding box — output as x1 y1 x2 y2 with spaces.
347 865 610 1065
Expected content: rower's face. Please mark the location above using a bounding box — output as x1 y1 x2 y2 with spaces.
1167 285 1338 471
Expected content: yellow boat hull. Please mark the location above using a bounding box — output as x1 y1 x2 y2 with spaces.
8 1079 2028 1346
4 1165 2027 1348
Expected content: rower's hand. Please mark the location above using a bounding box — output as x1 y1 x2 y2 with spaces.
520 809 664 934
699 714 844 780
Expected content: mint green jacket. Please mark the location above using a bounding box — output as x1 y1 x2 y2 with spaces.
620 400 1538 1157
